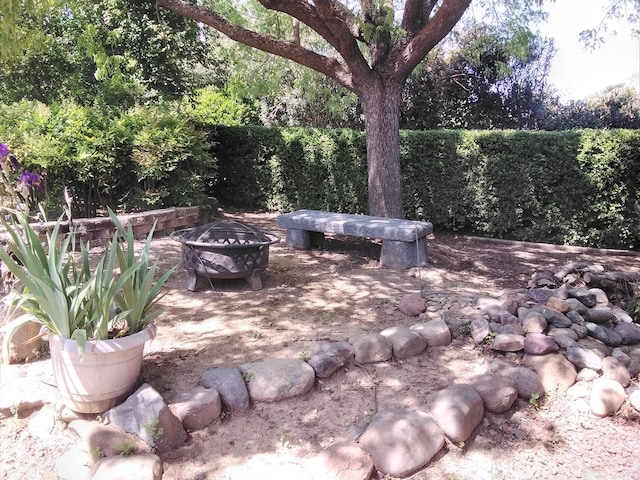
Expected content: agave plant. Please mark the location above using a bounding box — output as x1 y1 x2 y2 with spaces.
0 207 174 362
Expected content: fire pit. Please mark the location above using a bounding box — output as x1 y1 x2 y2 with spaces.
169 220 280 291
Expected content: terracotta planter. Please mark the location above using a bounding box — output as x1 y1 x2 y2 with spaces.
3 321 43 363
48 324 156 414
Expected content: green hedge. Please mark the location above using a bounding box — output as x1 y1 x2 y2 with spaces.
212 126 640 249
0 100 217 217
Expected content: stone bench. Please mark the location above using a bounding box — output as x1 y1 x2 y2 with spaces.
275 209 433 269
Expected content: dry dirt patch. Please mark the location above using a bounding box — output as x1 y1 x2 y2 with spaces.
1 209 639 480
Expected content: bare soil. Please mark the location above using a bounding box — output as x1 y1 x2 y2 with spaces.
1 209 639 480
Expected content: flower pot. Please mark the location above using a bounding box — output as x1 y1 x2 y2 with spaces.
2 320 43 363
48 324 156 414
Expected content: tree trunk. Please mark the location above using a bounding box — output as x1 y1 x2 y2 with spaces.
361 79 405 218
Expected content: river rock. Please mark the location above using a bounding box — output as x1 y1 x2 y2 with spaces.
565 346 603 371
307 341 355 378
601 356 631 387
612 322 640 345
239 358 316 402
522 353 577 393
398 293 426 316
105 384 188 453
521 311 547 334
488 360 545 400
491 333 524 352
590 378 626 417
523 333 559 355
200 367 250 412
468 374 518 413
410 319 452 346
350 333 393 364
358 409 444 477
424 384 484 442
380 326 427 359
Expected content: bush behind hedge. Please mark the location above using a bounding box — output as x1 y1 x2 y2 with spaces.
0 100 217 217
212 126 639 249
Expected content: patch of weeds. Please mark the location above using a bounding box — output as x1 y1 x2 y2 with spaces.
242 371 253 383
254 319 274 329
457 441 465 450
548 434 563 446
529 392 541 408
141 418 164 449
114 440 137 455
278 433 290 448
485 331 496 343
91 447 104 461
458 323 471 336
251 330 263 340
313 312 331 326
299 351 310 362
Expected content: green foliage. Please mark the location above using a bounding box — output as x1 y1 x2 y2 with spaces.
0 210 134 360
211 126 367 212
211 126 640 249
182 86 256 126
0 100 217 216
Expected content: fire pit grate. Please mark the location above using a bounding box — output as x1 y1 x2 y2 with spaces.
170 219 280 291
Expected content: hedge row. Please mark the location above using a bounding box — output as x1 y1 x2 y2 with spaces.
0 100 217 217
212 126 640 249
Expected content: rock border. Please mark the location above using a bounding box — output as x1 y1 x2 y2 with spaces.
35 262 640 480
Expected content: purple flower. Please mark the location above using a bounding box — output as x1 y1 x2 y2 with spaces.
19 170 42 188
0 143 9 158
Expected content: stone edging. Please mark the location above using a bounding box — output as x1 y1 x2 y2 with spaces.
51 286 640 479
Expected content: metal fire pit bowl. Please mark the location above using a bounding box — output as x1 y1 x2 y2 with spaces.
170 219 280 291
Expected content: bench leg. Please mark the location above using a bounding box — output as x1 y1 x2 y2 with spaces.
285 229 325 249
380 239 428 269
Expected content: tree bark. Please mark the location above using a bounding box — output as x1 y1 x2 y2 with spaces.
361 79 405 218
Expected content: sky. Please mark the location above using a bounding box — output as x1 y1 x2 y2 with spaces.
537 0 640 101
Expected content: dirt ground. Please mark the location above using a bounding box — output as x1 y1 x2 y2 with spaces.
1 209 639 480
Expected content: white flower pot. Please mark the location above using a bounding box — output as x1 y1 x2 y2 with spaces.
48 324 156 414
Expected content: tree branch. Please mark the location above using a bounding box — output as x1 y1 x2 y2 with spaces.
155 0 356 90
393 0 472 79
260 0 371 80
402 0 439 35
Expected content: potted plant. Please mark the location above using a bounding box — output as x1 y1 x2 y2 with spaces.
0 206 174 413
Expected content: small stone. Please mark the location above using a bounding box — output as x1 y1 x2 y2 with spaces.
590 378 626 417
398 293 426 316
200 367 250 412
307 341 355 378
380 327 427 359
410 319 452 346
522 311 547 334
170 387 222 431
523 333 559 355
522 353 577 393
468 374 518 413
566 346 603 371
239 358 316 403
629 390 640 412
425 384 484 443
601 356 631 387
350 333 393 364
546 297 570 313
491 333 524 352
